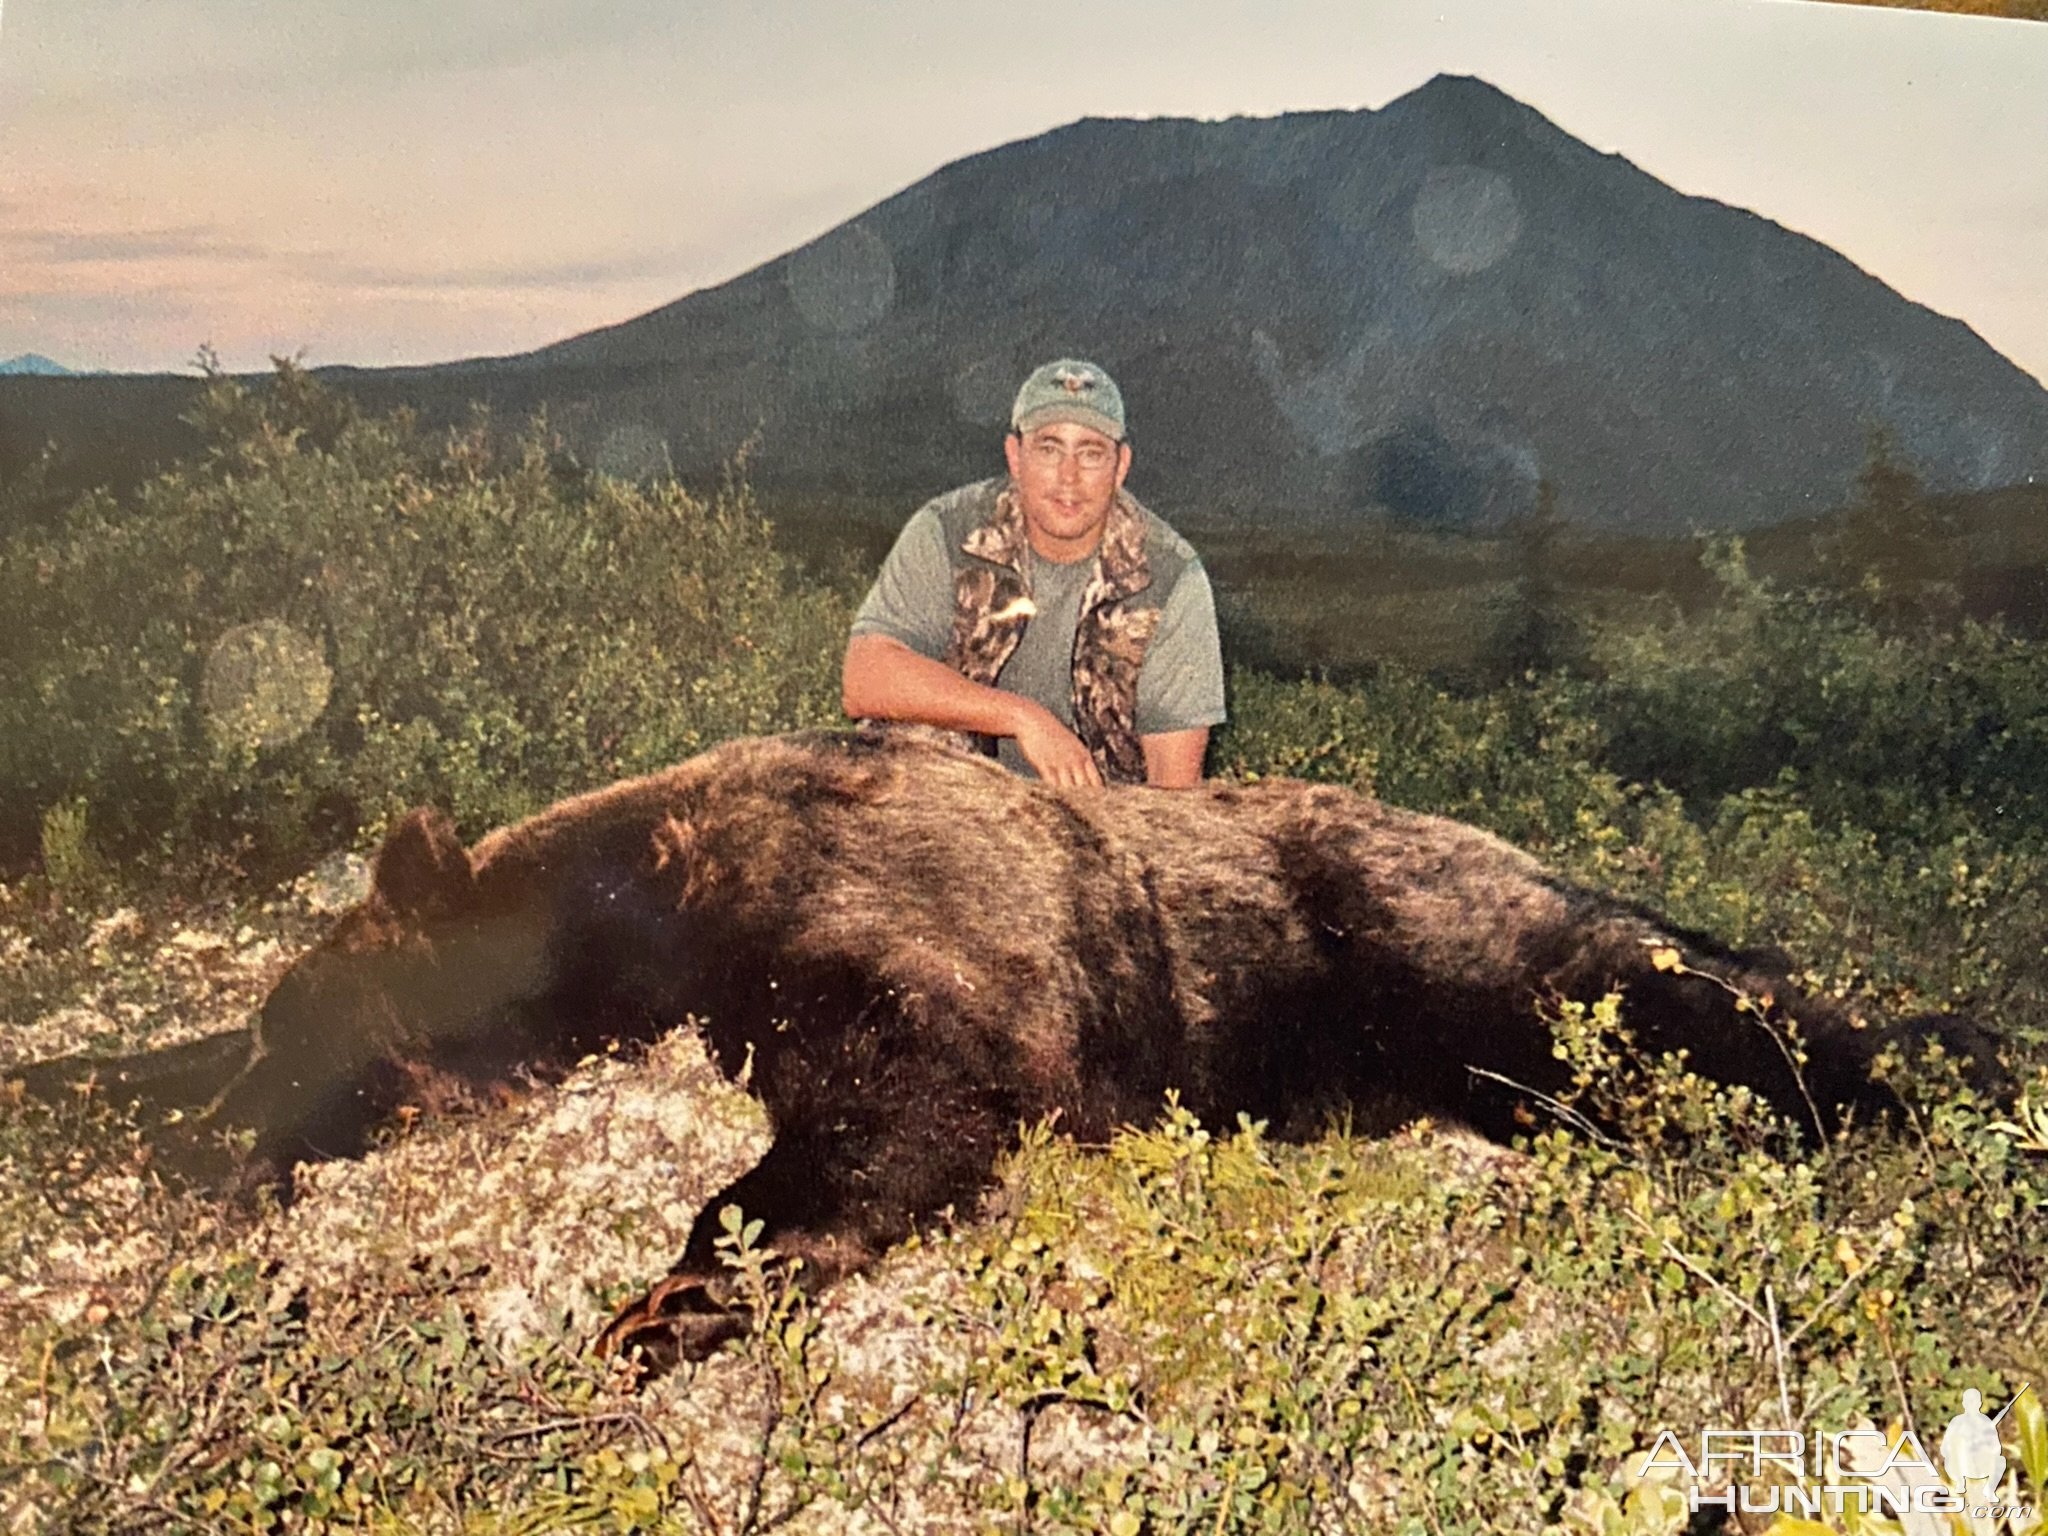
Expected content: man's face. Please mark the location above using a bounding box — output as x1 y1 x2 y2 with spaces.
1004 421 1132 563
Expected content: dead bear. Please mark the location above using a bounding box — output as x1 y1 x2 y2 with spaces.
12 727 2002 1365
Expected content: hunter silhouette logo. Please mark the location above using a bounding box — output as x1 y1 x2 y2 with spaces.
1941 1385 2030 1498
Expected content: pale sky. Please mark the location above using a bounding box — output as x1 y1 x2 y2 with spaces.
1 0 2044 385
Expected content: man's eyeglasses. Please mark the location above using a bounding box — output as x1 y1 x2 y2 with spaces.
1023 436 1119 474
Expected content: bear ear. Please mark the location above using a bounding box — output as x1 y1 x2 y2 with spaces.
372 808 475 920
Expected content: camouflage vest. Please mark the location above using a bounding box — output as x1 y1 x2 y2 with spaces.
932 477 1185 786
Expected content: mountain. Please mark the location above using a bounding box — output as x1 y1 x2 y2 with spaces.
0 354 74 377
4 75 2045 530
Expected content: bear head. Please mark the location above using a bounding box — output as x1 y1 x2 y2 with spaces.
225 808 555 1181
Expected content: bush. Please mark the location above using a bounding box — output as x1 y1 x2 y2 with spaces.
1588 542 2048 850
35 797 98 906
0 364 851 876
4 395 2045 1531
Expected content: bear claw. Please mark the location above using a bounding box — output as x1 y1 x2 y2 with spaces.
594 1274 750 1376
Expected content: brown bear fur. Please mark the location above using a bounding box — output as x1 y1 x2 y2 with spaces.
11 728 2001 1365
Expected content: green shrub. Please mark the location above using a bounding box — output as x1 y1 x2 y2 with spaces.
0 364 851 875
0 923 2039 1532
1216 547 2048 1041
36 796 98 905
1588 542 2048 850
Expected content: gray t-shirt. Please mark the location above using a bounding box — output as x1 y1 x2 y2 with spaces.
851 504 1227 777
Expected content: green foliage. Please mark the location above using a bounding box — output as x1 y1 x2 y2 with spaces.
0 443 69 527
1218 664 1628 856
11 368 2047 1049
1 933 2041 1534
1566 542 2048 1031
1526 1000 2048 1535
1816 429 1963 626
1588 541 2048 847
0 362 850 873
36 796 98 905
6 1250 635 1532
1485 477 1589 683
931 1105 1537 1532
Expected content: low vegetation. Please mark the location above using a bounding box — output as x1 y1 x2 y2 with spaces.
0 362 849 876
0 368 2042 1532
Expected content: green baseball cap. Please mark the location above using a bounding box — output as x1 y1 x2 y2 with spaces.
1010 358 1126 441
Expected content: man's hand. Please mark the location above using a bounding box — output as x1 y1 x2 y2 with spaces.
844 635 1107 789
1014 705 1104 790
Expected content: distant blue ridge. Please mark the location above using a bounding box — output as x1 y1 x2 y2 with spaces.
0 354 76 377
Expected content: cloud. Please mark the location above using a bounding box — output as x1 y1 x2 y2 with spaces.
0 225 271 268
0 203 690 303
303 247 697 296
18 0 678 107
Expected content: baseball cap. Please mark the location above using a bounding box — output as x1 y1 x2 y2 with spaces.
1010 358 1126 441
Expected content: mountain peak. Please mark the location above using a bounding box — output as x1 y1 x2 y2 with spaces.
1405 72 1520 105
19 77 2033 536
0 353 74 377
1378 72 1557 141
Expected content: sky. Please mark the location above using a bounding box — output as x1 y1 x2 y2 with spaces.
0 0 2044 385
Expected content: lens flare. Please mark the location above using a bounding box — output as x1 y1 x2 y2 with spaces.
1412 166 1523 276
202 619 332 754
786 224 896 334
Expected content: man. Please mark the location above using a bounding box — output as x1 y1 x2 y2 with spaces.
843 358 1225 788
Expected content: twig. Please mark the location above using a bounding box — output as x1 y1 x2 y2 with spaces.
1765 1284 1793 1432
1783 1264 1879 1350
1016 1398 1049 1536
679 1461 722 1532
2018 1274 2048 1341
1646 950 1826 1145
945 1377 976 1451
757 1490 824 1535
1212 1460 1242 1536
856 1392 923 1450
1897 1081 1940 1183
1463 1066 1623 1149
1621 1209 1769 1332
1625 1207 1802 1432
476 1441 556 1464
737 1370 783 1536
196 1033 266 1121
43 1454 193 1528
1742 1007 1825 1148
483 1410 656 1447
1880 1321 1919 1443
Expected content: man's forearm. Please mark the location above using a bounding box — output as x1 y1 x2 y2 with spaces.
1140 727 1209 788
842 634 1035 739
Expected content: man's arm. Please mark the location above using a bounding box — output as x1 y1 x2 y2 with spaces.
843 635 1103 789
843 633 1031 740
1131 560 1226 789
1140 727 1210 789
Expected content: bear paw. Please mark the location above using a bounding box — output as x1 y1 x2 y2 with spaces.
594 1272 751 1379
